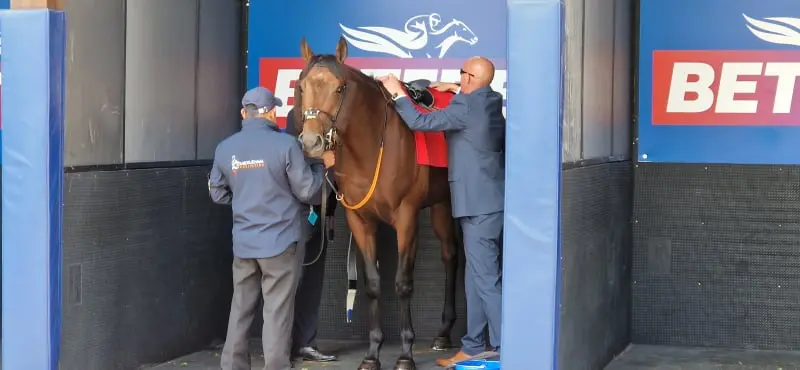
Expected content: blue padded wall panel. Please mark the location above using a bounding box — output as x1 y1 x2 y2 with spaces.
1 9 65 370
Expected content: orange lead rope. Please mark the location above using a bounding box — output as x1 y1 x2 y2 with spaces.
336 146 385 210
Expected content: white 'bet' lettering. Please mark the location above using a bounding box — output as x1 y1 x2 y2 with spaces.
666 62 800 114
272 68 508 118
717 62 761 113
766 63 800 114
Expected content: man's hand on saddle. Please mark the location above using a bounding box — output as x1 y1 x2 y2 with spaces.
378 74 405 98
430 82 460 94
321 151 336 169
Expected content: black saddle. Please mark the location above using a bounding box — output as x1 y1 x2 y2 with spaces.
402 79 435 110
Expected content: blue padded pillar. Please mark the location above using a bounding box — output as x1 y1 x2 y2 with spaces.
502 0 564 369
1 9 66 370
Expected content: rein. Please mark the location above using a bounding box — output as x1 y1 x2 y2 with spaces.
325 81 438 210
296 65 391 271
302 178 327 267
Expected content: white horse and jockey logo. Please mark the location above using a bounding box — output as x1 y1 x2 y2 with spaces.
339 13 479 58
743 13 800 46
231 155 240 173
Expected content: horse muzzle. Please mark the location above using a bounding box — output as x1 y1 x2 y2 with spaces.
298 132 326 157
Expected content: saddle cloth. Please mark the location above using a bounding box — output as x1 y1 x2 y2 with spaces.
404 81 452 168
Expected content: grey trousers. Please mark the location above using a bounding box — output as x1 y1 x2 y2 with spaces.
221 243 303 370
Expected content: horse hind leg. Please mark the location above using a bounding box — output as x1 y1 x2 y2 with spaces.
393 206 420 370
429 201 459 351
346 211 384 370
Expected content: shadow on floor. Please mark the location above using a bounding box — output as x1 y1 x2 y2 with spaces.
606 344 800 370
147 339 459 370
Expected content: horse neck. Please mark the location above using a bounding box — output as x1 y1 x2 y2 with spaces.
338 96 388 169
337 83 410 172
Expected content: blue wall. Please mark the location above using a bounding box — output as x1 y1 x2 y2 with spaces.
0 0 10 164
1 9 65 370
638 0 800 164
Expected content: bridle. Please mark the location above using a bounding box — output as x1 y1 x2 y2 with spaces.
300 83 347 152
298 68 393 211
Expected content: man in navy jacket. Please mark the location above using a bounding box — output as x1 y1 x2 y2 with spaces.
209 87 335 370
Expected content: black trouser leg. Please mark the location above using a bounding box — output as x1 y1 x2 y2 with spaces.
292 229 328 349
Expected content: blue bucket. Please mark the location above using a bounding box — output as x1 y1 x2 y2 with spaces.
454 359 501 370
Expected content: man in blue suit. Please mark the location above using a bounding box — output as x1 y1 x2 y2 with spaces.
379 57 505 367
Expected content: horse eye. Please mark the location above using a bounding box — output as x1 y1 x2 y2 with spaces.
336 85 344 94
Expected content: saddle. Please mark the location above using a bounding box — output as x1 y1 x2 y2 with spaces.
402 79 440 111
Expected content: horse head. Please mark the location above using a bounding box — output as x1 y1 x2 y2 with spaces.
295 36 388 158
294 37 348 158
338 13 479 59
430 17 478 58
449 20 478 45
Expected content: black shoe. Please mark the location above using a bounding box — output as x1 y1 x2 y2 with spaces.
293 346 337 362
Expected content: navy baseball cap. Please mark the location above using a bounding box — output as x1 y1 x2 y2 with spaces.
242 87 283 113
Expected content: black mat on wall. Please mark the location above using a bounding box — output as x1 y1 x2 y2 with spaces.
60 167 234 370
633 163 800 350
559 161 633 370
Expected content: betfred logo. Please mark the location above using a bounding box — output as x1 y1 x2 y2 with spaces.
259 58 507 128
652 50 800 126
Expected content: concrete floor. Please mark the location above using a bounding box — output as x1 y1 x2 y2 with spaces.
606 344 800 370
146 339 460 370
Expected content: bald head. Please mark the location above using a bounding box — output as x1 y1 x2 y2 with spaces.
460 56 495 93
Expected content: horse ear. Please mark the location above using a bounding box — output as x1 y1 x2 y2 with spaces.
335 36 348 63
300 37 314 62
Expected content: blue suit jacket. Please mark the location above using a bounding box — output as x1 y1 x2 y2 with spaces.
394 86 506 218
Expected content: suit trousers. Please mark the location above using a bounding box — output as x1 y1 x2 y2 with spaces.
221 243 303 370
459 211 504 355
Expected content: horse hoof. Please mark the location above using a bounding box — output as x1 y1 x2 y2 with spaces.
358 359 381 370
431 336 453 351
394 358 416 370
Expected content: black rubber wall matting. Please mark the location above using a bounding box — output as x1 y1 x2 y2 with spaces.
60 167 234 370
633 163 800 350
559 161 633 370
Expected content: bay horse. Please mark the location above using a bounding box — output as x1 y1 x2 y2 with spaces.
293 36 459 370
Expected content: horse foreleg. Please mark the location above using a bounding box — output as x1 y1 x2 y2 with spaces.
393 207 420 370
429 201 459 351
346 210 383 370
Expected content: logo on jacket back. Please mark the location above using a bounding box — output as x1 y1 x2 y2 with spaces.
339 13 478 59
231 155 265 174
651 14 800 126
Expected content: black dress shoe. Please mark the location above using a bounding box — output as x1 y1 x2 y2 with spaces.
294 346 337 362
